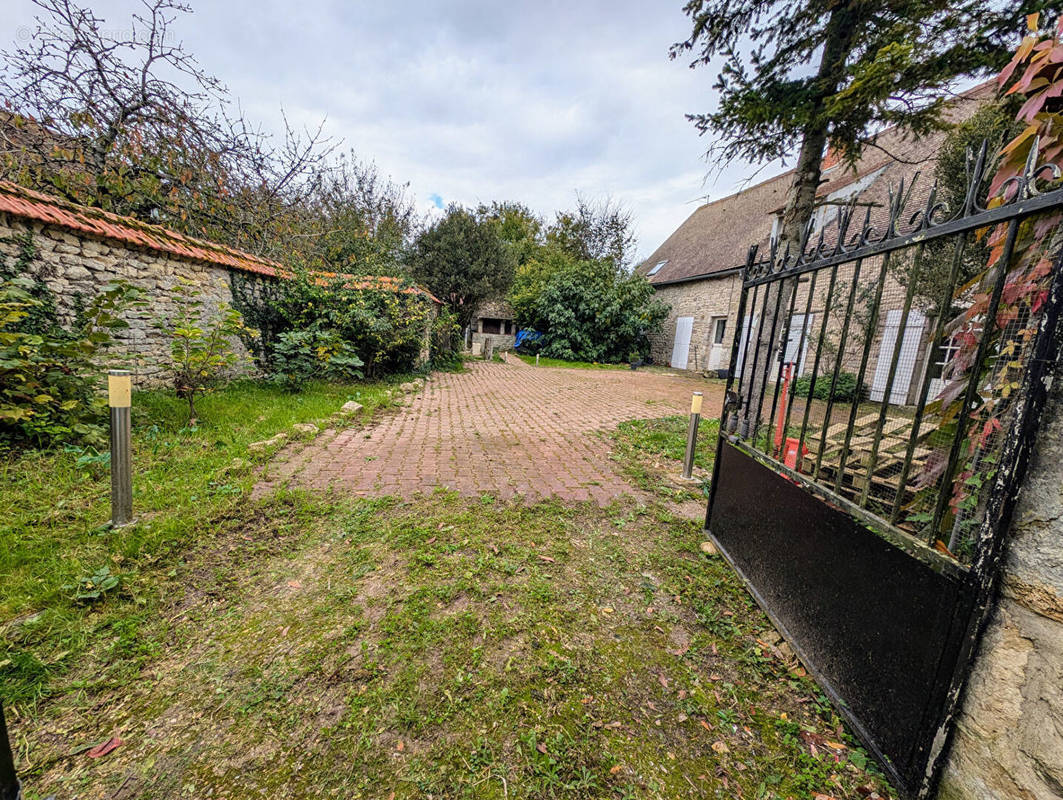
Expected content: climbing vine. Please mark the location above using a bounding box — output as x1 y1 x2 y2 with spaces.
921 14 1063 554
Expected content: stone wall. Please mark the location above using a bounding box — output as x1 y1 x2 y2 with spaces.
649 273 743 369
0 212 254 387
651 263 928 400
937 361 1063 799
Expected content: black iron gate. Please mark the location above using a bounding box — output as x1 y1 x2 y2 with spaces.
705 142 1063 798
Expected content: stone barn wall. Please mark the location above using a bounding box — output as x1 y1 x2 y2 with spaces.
0 211 252 387
649 273 742 369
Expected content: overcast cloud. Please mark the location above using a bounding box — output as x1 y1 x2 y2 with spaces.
7 0 786 261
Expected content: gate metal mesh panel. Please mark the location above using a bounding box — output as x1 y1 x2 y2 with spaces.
724 147 1062 565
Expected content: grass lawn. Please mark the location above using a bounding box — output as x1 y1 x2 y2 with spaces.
2 380 896 800
516 354 630 370
1 378 396 706
608 416 720 503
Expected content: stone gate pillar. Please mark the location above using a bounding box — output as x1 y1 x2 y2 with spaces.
937 355 1063 798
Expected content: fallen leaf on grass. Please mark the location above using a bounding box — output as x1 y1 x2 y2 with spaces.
699 720 711 731
711 741 730 754
396 740 405 752
425 537 437 545
286 580 302 589
536 743 548 754
87 737 123 758
610 764 624 774
537 555 555 563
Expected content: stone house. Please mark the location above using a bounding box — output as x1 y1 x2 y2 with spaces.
639 82 993 406
0 180 440 385
467 298 517 353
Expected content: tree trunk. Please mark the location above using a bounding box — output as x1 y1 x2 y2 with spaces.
742 3 857 436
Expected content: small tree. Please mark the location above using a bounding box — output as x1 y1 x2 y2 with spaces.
671 0 1043 252
895 100 1024 310
0 0 334 254
545 195 636 268
527 258 668 363
408 205 515 331
161 280 251 424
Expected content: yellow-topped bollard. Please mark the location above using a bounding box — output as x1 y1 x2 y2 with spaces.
108 370 133 527
682 391 704 480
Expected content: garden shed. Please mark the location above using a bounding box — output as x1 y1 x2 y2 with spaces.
468 298 516 351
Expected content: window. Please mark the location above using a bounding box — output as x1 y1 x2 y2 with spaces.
481 318 503 334
713 318 727 344
647 259 668 277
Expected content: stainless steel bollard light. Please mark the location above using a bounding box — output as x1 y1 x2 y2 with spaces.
0 703 19 800
682 391 703 480
108 370 133 527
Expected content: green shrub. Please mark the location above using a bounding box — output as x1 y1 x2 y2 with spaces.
158 279 253 423
268 330 364 391
0 235 139 448
519 256 667 363
791 371 867 403
231 272 434 379
429 306 463 372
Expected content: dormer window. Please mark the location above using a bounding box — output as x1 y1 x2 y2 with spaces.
647 259 667 276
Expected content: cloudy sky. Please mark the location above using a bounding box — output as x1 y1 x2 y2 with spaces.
7 0 788 261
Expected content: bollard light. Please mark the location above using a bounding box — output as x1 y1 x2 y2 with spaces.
0 702 19 800
108 370 133 527
682 391 703 480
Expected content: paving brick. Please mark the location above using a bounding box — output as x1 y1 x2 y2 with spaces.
257 361 722 505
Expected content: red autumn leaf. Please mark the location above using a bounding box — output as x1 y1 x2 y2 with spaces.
87 736 123 758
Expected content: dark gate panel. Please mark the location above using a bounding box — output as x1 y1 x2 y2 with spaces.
709 442 973 789
704 140 1063 799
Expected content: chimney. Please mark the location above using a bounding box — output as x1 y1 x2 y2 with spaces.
821 144 842 172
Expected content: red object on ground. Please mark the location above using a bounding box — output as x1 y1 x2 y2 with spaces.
783 437 808 470
774 362 794 452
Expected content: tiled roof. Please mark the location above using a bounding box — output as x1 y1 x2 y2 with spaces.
639 80 998 287
0 180 440 302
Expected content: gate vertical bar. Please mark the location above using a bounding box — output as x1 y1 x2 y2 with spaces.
890 232 969 525
0 704 19 800
706 248 755 526
834 251 893 494
931 218 1020 544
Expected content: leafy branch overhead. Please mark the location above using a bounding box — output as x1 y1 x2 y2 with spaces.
671 0 1048 169
672 0 1050 253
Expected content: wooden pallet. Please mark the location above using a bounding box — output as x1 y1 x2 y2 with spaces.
799 411 932 518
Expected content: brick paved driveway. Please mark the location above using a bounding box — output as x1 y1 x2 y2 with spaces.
263 357 722 504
